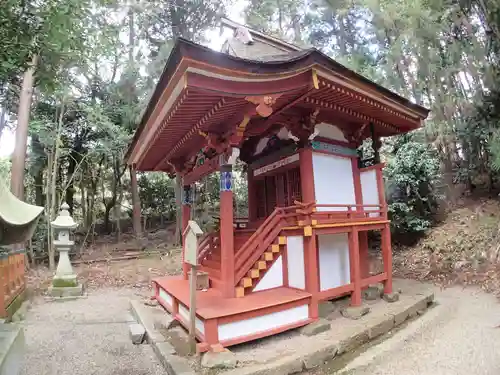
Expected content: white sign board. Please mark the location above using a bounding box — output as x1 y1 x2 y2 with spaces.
253 153 300 177
184 221 203 266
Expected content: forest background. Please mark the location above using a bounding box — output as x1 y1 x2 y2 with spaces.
1 0 499 270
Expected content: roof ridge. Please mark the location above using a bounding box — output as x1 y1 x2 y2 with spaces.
221 17 303 52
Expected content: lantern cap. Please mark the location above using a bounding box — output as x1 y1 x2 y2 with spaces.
51 202 77 229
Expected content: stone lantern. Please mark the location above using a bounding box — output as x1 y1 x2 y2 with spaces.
48 202 83 298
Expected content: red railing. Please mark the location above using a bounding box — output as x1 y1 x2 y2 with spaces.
313 204 387 222
197 231 220 265
234 205 301 284
0 251 25 318
233 202 388 286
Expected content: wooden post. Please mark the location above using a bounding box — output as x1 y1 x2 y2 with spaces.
0 256 5 318
183 220 203 355
299 148 319 318
182 186 192 280
359 231 369 279
381 224 393 294
349 228 362 306
220 164 235 298
189 264 197 354
299 148 315 204
130 166 142 237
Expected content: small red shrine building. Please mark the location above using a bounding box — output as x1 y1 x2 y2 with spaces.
126 22 429 350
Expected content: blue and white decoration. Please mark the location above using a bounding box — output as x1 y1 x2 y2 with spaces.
220 171 232 192
311 141 358 157
182 186 192 205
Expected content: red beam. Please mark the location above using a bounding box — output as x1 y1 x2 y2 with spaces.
186 71 311 97
183 157 219 185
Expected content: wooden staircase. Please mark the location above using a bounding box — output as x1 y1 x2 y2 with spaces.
235 236 286 297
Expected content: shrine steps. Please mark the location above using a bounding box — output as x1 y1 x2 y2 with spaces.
153 277 312 349
236 236 287 298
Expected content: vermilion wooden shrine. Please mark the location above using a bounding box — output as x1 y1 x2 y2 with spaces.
126 22 429 351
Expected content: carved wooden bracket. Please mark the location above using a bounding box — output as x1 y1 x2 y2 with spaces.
245 94 282 118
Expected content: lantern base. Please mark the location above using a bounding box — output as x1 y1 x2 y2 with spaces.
48 283 83 298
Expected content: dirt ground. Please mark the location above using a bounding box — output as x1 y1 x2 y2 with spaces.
393 197 500 296
27 228 183 295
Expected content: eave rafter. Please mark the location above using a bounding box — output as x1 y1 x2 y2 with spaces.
318 79 419 123
135 89 189 168
304 97 400 134
153 98 226 171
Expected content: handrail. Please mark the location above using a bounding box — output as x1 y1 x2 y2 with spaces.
233 202 388 287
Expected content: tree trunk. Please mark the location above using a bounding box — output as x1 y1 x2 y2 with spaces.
130 166 142 236
174 174 182 245
11 54 38 199
48 98 65 270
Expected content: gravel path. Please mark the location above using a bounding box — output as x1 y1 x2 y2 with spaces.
339 286 500 375
20 289 165 375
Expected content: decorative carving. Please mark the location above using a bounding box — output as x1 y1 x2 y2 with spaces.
245 94 282 118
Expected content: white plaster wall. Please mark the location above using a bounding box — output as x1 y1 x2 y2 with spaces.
312 153 356 211
316 122 348 142
158 288 173 308
218 304 309 342
318 233 351 291
286 236 305 289
360 169 380 217
178 303 205 334
254 255 283 292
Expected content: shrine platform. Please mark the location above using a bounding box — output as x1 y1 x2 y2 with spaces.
153 276 313 349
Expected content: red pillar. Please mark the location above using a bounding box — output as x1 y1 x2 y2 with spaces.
299 148 315 204
299 148 319 318
181 185 192 280
349 228 362 306
381 223 393 294
220 165 235 297
130 166 142 237
359 231 369 279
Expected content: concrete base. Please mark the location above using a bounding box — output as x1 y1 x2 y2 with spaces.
0 324 24 375
383 292 400 303
341 305 371 320
48 284 84 298
299 319 331 336
201 350 238 369
137 279 435 375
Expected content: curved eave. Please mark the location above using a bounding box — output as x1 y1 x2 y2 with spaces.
126 38 430 169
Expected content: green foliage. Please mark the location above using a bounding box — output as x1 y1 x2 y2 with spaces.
138 173 176 219
384 139 442 234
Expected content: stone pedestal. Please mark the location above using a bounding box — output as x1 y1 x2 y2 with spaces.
48 203 83 299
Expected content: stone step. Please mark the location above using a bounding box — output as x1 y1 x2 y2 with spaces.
129 322 146 344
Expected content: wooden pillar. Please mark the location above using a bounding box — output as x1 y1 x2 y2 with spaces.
220 164 235 298
381 224 393 294
304 234 319 319
299 148 315 204
247 167 257 222
351 158 363 209
181 185 192 280
299 148 319 318
359 231 369 279
349 228 362 306
130 166 142 237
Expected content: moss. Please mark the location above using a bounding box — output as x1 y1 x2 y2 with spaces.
5 289 26 321
52 278 78 288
